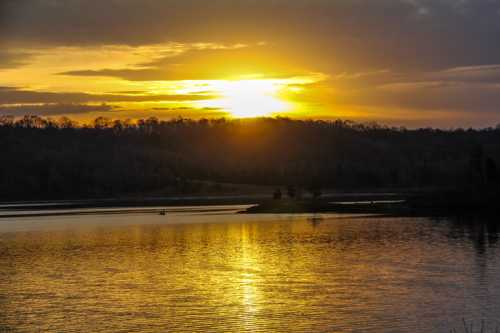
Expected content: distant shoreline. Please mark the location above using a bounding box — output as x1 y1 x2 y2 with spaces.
242 194 500 219
0 192 403 209
0 192 404 219
2 191 497 220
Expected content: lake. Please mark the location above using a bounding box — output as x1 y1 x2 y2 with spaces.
0 205 499 332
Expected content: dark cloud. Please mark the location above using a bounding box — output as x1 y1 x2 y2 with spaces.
0 103 116 116
302 62 500 115
59 68 171 81
292 67 500 118
322 79 500 116
367 82 500 114
0 50 32 69
3 0 500 72
0 87 214 104
326 64 500 92
428 65 500 84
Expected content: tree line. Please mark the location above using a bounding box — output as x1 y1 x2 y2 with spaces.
1 115 499 200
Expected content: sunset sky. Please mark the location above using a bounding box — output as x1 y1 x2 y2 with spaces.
2 0 500 127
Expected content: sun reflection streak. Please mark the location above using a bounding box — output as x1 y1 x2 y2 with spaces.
238 224 261 329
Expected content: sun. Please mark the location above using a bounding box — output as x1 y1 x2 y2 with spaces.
202 80 291 118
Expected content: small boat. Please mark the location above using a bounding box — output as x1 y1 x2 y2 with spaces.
159 209 167 216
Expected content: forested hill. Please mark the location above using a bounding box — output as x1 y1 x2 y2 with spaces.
1 115 499 200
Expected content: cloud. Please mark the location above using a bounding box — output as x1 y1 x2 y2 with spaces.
58 43 304 81
3 0 500 71
0 86 214 104
345 64 500 114
371 81 500 113
59 68 170 81
289 65 500 122
3 0 500 126
0 103 116 116
429 65 500 84
0 50 32 69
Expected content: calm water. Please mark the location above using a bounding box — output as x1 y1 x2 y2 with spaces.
0 206 499 332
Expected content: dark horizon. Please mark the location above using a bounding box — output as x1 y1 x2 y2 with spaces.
4 114 500 131
2 115 499 201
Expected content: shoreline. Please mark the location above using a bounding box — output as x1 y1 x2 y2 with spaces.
2 191 497 220
0 192 403 212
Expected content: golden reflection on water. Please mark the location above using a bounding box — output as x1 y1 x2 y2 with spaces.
0 212 500 332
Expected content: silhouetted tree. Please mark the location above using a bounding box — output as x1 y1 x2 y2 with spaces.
93 117 111 129
0 116 500 200
0 115 14 127
57 116 77 129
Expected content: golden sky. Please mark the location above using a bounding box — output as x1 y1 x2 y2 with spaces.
2 0 500 127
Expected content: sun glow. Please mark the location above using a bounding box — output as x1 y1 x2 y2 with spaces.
201 80 290 118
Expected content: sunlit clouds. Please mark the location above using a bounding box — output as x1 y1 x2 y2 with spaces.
2 0 500 127
0 41 325 120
